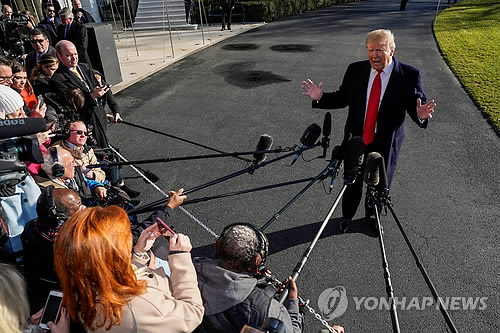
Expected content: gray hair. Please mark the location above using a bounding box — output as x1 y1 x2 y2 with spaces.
219 225 259 271
366 29 396 51
59 7 73 19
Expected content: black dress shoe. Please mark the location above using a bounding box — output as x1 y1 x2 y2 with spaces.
221 26 225 31
340 218 351 233
227 25 231 30
121 184 141 198
366 216 382 234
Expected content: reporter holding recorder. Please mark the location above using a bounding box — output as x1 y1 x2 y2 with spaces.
54 202 204 332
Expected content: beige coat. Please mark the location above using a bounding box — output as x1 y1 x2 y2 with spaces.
89 253 204 333
52 140 107 183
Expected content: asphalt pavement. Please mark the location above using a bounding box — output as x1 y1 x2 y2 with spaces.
107 0 500 331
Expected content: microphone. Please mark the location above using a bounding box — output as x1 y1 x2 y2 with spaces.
364 152 382 186
378 154 388 190
0 118 48 139
291 123 321 165
329 145 343 189
320 112 332 158
343 136 365 184
253 134 273 164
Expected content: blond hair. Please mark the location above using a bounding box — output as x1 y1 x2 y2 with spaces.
366 29 396 51
0 264 30 333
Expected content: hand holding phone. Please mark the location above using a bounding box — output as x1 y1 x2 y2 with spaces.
39 290 63 330
156 217 176 236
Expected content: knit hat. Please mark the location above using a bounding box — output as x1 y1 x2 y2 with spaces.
0 85 24 115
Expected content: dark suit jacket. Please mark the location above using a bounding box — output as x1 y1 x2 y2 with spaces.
73 8 95 23
38 17 61 46
25 45 57 78
313 58 428 185
56 21 92 66
50 63 108 147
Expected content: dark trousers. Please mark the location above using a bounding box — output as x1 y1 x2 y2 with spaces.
341 144 396 220
222 3 233 28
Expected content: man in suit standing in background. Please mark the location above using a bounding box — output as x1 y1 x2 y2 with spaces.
50 40 109 147
57 7 92 67
302 29 436 233
38 3 61 47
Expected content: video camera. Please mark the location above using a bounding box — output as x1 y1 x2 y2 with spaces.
3 13 31 59
0 118 45 188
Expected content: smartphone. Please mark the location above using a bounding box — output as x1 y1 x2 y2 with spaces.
37 95 45 108
39 290 63 330
156 217 176 235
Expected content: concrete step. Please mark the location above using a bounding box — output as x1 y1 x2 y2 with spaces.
136 13 186 20
129 23 198 30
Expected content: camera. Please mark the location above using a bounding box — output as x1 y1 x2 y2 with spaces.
2 13 31 60
0 119 45 188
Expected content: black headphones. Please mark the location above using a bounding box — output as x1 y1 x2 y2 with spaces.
43 185 68 228
216 223 269 274
50 147 65 177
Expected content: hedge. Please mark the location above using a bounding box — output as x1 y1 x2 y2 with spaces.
197 0 359 23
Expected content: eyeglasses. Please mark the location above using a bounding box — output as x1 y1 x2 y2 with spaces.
70 130 88 136
0 75 13 81
30 39 46 44
47 9 56 13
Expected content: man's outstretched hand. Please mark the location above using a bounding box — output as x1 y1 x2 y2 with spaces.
301 79 324 101
416 98 436 120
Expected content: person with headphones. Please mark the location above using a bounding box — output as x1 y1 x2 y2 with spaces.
35 146 107 202
192 224 303 333
21 186 85 311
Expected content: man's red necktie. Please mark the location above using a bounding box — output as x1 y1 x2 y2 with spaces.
363 70 383 145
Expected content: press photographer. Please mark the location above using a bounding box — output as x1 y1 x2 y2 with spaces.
192 224 303 333
0 109 46 259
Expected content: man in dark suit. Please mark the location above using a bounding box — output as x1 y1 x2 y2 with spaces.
302 29 436 233
41 0 62 17
25 28 57 76
220 0 235 31
72 0 95 24
51 40 110 148
38 3 61 46
57 7 92 66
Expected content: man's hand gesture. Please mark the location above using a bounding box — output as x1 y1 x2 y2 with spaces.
416 98 436 120
301 79 324 101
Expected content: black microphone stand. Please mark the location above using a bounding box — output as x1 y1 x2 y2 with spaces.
278 179 350 303
379 189 459 333
260 158 342 231
119 120 252 163
87 147 293 169
128 144 320 215
183 177 316 205
366 186 401 333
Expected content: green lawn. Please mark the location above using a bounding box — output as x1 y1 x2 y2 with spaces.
434 0 500 133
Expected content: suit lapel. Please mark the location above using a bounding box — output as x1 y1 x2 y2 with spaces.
62 67 88 91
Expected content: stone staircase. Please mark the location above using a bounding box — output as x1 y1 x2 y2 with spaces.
132 0 198 30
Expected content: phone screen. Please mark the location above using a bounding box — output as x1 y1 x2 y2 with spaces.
156 217 176 235
40 294 63 325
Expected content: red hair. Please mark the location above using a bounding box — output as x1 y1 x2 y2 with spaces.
54 206 146 330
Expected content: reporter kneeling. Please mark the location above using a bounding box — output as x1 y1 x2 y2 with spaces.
54 206 204 332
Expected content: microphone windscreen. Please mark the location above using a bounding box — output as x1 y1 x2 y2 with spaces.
253 134 273 163
322 112 332 137
364 152 381 185
300 123 321 146
0 118 47 139
378 155 388 189
330 145 344 161
344 136 365 175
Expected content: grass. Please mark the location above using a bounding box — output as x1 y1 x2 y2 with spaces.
433 0 500 133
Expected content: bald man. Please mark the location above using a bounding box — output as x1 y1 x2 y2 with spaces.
35 145 107 200
50 40 110 148
21 186 86 310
